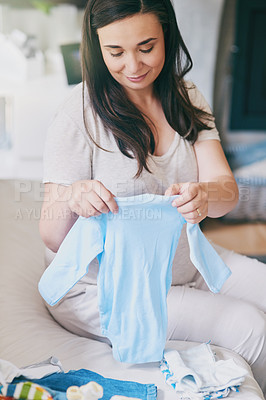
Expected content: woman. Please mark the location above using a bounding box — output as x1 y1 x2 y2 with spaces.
39 0 266 394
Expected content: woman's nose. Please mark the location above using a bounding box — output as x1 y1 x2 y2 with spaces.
125 53 142 75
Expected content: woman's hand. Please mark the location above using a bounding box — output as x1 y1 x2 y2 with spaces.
68 180 119 218
165 182 208 223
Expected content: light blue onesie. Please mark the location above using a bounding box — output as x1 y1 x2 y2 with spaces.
39 194 231 364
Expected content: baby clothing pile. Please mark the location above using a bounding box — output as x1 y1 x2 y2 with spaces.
0 343 248 400
0 358 156 400
160 343 247 400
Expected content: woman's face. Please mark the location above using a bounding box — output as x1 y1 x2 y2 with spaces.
97 13 165 95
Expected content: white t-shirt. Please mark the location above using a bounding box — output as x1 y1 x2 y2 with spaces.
43 81 220 285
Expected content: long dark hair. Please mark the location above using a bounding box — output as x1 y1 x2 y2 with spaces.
81 0 213 177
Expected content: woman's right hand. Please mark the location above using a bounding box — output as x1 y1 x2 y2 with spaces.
67 180 119 218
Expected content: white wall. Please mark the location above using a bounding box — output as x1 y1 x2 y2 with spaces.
0 4 83 180
0 5 83 50
173 0 224 108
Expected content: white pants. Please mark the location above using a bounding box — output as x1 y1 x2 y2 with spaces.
47 245 266 395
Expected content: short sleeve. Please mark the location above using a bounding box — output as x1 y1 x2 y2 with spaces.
42 108 92 185
186 82 220 143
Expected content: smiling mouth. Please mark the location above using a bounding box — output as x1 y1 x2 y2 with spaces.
126 72 149 81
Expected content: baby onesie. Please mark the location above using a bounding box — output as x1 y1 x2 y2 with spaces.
38 194 231 364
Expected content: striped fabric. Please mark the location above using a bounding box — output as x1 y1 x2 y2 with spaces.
0 382 53 400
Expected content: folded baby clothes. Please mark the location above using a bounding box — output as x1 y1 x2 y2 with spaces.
11 369 157 400
160 343 248 399
39 194 231 364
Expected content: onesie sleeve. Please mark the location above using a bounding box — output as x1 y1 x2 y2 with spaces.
38 216 104 306
186 82 220 143
42 107 93 185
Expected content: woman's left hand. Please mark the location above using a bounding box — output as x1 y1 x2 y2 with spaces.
165 182 208 223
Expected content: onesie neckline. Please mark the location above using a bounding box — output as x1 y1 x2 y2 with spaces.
114 193 178 207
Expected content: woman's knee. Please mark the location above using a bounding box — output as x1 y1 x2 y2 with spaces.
227 301 266 366
167 285 266 390
212 245 266 313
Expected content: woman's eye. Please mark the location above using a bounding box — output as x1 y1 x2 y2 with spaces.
140 46 154 54
110 52 123 57
110 46 154 57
